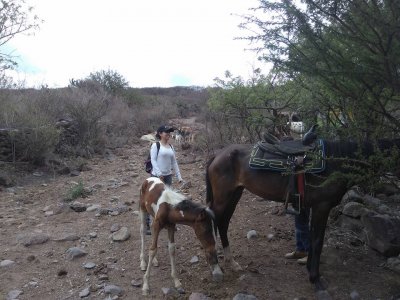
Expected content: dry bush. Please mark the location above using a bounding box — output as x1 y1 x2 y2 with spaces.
0 89 59 164
60 87 109 155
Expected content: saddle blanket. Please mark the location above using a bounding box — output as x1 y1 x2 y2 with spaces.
249 139 326 173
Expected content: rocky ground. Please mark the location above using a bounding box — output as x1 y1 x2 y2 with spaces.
1 137 400 300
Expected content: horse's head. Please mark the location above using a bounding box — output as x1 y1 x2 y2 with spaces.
193 206 223 281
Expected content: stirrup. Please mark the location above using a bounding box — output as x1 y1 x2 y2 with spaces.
285 193 301 215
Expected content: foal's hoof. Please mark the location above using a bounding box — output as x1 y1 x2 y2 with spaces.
140 262 147 271
152 258 159 267
142 288 149 296
212 271 224 282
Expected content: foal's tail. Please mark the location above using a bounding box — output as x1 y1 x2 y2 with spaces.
205 155 216 206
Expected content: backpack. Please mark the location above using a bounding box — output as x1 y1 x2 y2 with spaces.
144 142 174 174
145 142 160 174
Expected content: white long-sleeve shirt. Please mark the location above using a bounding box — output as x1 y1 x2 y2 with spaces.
150 142 182 181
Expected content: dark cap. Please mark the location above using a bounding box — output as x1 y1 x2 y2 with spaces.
157 125 174 134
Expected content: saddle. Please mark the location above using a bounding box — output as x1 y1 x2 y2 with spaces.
249 138 325 173
249 130 326 215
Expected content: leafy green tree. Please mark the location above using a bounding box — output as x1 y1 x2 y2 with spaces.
240 0 400 139
70 69 129 95
0 0 41 87
207 69 303 144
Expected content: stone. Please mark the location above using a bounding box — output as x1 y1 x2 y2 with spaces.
7 289 23 299
0 259 15 267
83 262 96 269
112 227 130 242
79 287 90 298
247 230 258 239
66 247 88 260
104 284 123 295
232 293 259 300
342 201 368 218
361 213 400 257
189 292 212 300
190 256 199 264
17 233 49 247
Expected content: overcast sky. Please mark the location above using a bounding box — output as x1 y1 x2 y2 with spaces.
7 0 268 88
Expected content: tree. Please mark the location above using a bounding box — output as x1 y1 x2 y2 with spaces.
69 69 129 96
207 69 303 143
0 0 41 86
240 0 400 139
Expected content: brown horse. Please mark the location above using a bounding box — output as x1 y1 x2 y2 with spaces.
139 177 223 296
205 138 400 290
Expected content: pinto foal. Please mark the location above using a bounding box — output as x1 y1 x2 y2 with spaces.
139 177 223 295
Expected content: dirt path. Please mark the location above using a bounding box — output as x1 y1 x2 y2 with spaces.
1 139 399 300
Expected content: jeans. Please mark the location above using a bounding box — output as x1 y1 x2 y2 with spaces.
295 207 310 252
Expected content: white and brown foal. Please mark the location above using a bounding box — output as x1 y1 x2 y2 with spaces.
139 177 223 295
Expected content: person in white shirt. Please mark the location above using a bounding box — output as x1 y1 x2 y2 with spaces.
150 125 183 185
146 125 184 234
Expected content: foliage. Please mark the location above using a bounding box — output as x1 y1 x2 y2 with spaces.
240 0 400 140
206 69 305 146
0 89 59 164
0 0 41 87
69 69 129 96
64 180 85 202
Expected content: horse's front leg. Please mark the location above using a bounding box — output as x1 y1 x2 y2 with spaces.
218 216 242 272
308 203 331 291
142 221 161 296
167 225 182 289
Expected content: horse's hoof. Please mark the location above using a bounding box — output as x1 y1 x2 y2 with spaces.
314 276 329 291
315 289 332 300
152 259 159 267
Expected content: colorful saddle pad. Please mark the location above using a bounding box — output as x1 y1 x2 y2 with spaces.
249 139 326 173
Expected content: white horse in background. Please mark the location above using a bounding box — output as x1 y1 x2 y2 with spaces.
140 133 156 143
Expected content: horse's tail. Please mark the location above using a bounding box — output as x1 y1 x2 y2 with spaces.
205 155 216 206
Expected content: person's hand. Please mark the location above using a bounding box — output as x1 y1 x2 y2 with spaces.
159 176 165 182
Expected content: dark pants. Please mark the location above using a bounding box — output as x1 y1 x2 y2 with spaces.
295 207 310 252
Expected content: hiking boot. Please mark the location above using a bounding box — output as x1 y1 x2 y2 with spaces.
146 226 151 236
284 251 308 259
297 256 308 265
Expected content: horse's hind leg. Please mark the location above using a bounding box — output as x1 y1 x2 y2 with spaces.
167 225 182 289
217 187 244 272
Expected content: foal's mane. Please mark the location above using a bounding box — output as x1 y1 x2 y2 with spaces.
174 199 205 214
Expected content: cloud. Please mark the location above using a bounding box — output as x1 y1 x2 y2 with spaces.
6 0 267 88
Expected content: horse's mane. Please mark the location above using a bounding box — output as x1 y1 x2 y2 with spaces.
324 138 400 158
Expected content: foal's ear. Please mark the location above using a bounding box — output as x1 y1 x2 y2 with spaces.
205 207 215 220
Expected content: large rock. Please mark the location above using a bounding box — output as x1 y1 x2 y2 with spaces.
361 213 400 257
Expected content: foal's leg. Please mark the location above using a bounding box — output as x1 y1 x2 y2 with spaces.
139 210 147 271
142 221 161 295
167 225 182 289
